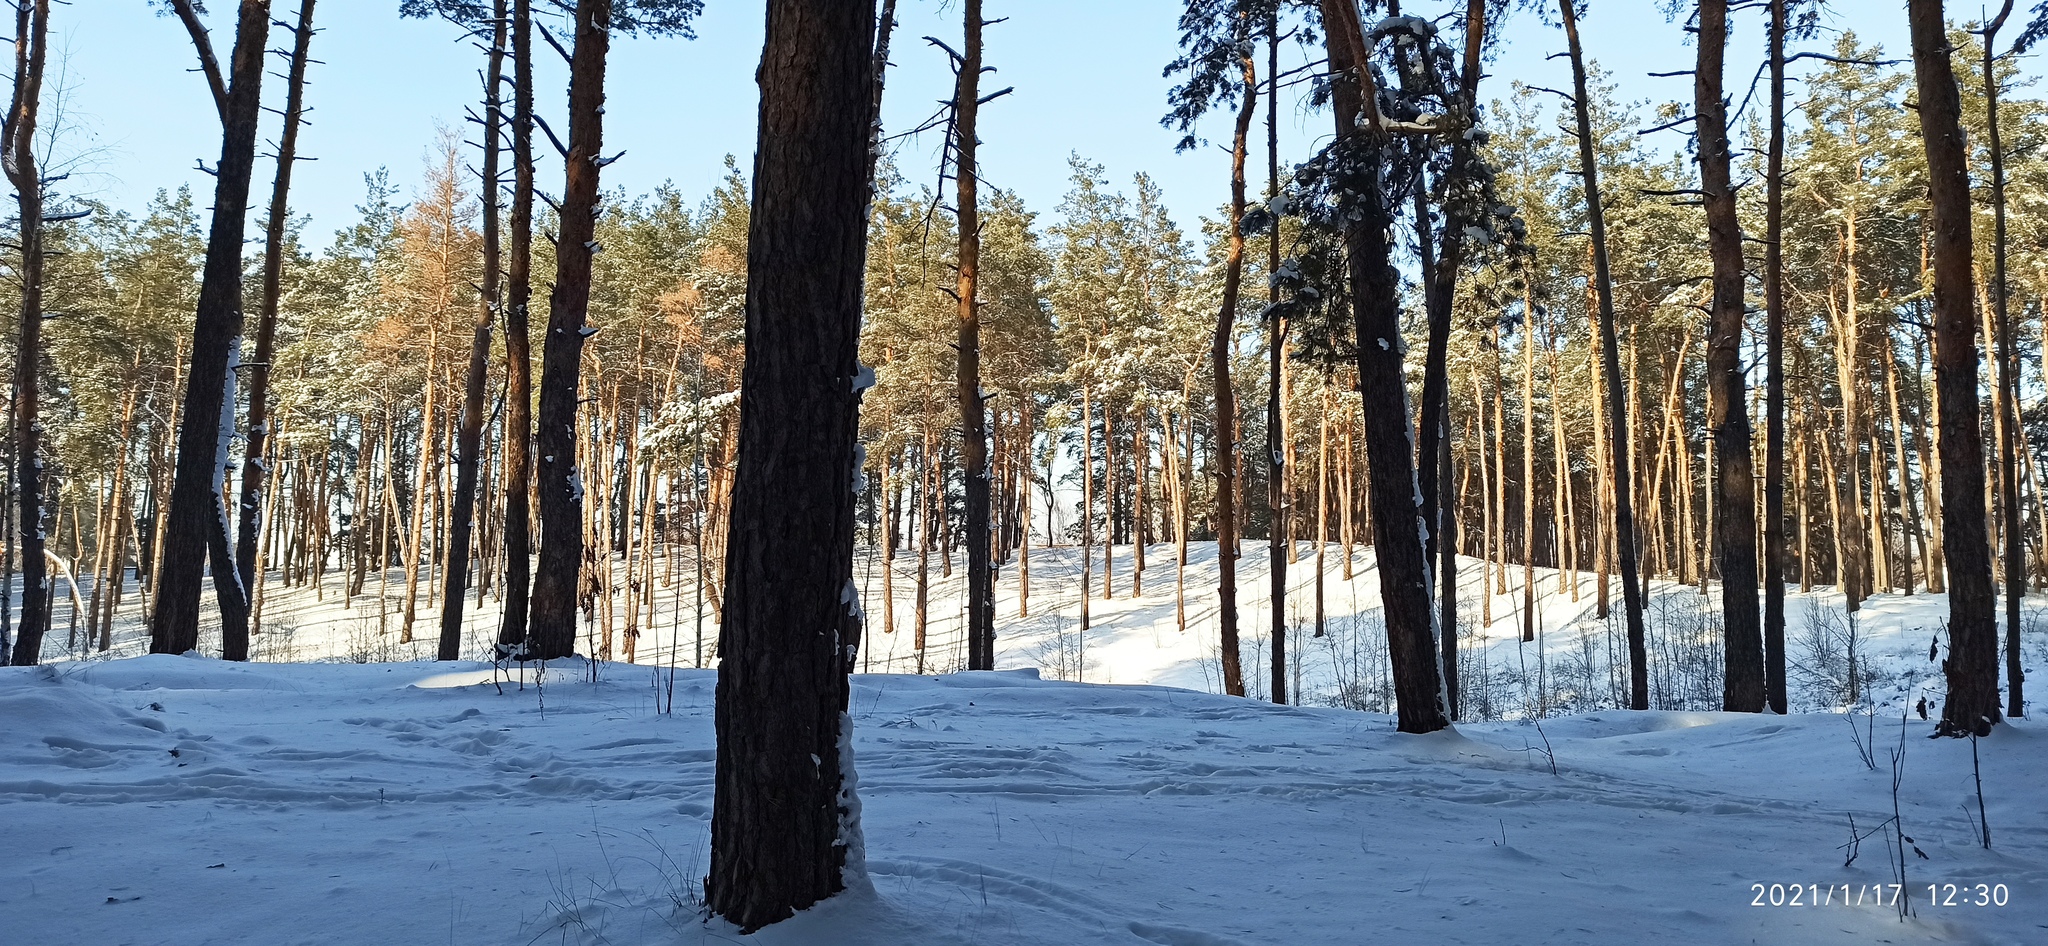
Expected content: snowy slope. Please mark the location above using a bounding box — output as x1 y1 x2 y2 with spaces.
6 542 2044 943
1 654 2044 945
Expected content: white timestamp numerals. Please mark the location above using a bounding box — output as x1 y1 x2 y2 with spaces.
1747 883 2011 907
1750 883 1901 907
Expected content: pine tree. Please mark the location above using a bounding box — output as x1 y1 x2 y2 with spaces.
232 0 318 662
706 0 873 929
1909 0 2002 737
1695 0 1764 712
150 0 273 658
4 0 52 666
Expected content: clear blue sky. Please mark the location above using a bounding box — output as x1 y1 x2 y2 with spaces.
56 2 2023 241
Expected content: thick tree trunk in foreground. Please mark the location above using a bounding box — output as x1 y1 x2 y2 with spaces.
1560 0 1647 709
5 0 50 666
524 0 609 661
150 0 271 657
1909 0 2000 736
954 0 994 671
233 0 316 661
706 0 874 931
442 0 505 661
1319 0 1447 733
1695 0 1763 712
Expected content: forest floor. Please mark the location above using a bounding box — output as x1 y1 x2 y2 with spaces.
2 544 2045 944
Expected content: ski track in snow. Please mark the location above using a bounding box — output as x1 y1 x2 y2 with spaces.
2 543 2045 944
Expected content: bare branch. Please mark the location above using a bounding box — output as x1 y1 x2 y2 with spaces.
166 0 228 125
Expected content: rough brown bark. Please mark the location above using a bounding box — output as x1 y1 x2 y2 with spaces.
1416 0 1486 718
1319 2 1446 733
1209 16 1255 699
952 0 994 671
1264 6 1285 704
706 0 874 928
149 0 271 657
1982 0 2026 720
1695 0 1763 712
1909 0 2000 736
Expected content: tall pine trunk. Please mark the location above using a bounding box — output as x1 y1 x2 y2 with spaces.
496 0 537 657
150 0 270 657
1208 13 1255 699
1908 0 2000 736
706 0 874 928
1319 0 1446 733
952 0 994 671
1981 1 2025 719
1414 0 1486 719
4 0 50 665
443 0 506 660
1695 0 1763 712
1560 0 1647 709
1264 7 1286 704
524 0 610 661
1761 0 1789 713
233 0 316 661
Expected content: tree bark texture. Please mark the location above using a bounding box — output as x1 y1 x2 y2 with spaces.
954 0 994 671
1560 0 1648 709
1208 17 1255 699
496 0 537 657
706 0 874 930
1320 0 1447 733
1695 0 1763 712
1909 0 2000 736
1762 0 1789 714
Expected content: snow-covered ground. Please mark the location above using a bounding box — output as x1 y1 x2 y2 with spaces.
3 542 2045 943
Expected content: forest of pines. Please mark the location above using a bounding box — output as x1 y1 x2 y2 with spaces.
2 0 2047 941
